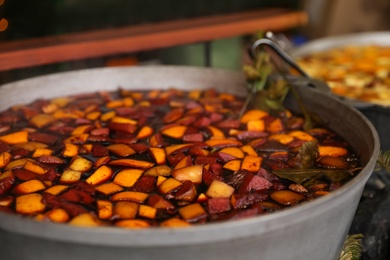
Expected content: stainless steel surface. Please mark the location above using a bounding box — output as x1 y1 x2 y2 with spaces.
0 66 380 260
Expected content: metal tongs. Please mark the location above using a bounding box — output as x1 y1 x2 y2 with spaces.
249 33 330 94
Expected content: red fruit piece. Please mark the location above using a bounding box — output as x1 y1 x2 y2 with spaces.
217 119 241 129
231 193 268 209
132 176 156 193
202 170 224 186
108 122 137 134
175 180 197 202
207 198 231 214
237 131 268 141
183 133 204 143
0 172 15 195
90 128 110 136
147 194 175 210
60 189 94 205
238 173 272 194
0 141 10 153
38 169 58 182
194 117 211 128
194 156 217 165
92 144 109 157
37 155 65 165
14 169 37 181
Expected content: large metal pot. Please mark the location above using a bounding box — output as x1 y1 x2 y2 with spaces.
291 31 390 150
0 66 379 260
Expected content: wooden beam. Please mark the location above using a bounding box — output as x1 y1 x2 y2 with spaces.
0 8 307 71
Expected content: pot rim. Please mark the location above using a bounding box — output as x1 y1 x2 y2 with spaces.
0 66 380 247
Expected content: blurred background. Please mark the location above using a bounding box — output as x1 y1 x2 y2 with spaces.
0 0 389 84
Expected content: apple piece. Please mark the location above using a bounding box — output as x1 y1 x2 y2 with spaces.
133 176 156 193
86 111 102 121
95 182 123 195
248 138 267 148
90 127 109 136
317 156 348 169
223 159 241 172
156 176 167 187
149 133 166 147
236 131 268 141
247 119 265 132
16 193 46 215
160 218 191 227
112 169 142 189
13 168 37 181
97 200 113 220
239 145 257 157
147 194 175 210
14 179 46 194
111 191 149 203
116 219 150 229
270 190 305 206
59 170 82 184
205 126 224 138
44 185 68 195
30 114 56 128
149 147 166 165
109 159 154 169
266 118 284 133
163 108 184 123
269 134 294 145
231 193 268 209
207 197 231 214
206 180 235 198
167 152 186 166
108 122 137 134
289 130 314 141
69 156 93 172
63 133 89 144
171 165 203 184
205 139 242 149
136 125 154 139
63 143 79 157
202 169 224 186
219 147 245 159
60 188 94 205
4 158 29 170
13 142 48 152
178 203 207 222
71 125 93 135
165 144 193 156
32 148 53 158
183 133 204 143
111 116 137 125
138 204 157 219
196 193 208 203
318 146 348 157
217 119 240 129
0 130 28 144
158 178 183 194
161 125 187 139
106 144 136 157
241 155 262 173
240 109 268 123
174 155 192 170
143 165 171 177
174 180 197 202
28 132 58 144
114 201 139 219
94 156 111 168
0 170 15 195
100 111 116 122
69 213 101 227
37 155 65 165
0 151 12 168
238 173 272 194
211 152 236 164
23 160 48 175
45 208 70 223
86 165 113 186
92 144 109 157
269 151 288 160
0 195 14 207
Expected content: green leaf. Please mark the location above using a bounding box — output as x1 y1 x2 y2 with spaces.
339 234 363 260
296 139 318 169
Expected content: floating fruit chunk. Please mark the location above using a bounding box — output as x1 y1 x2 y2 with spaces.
147 194 175 210
0 151 12 168
317 156 349 169
223 159 241 172
111 191 149 203
247 120 265 132
16 193 46 215
220 147 245 159
113 169 143 188
240 145 257 156
69 213 101 227
241 155 262 173
270 190 305 206
172 165 203 184
144 165 171 177
59 170 82 184
95 182 123 195
63 143 79 157
24 160 48 175
14 179 46 194
30 114 56 128
175 180 197 202
206 180 234 198
241 109 268 123
109 159 154 169
114 201 139 219
44 185 68 195
207 198 231 214
0 131 28 144
97 200 113 220
158 178 183 194
149 147 166 165
107 144 136 157
116 219 150 229
160 218 191 227
86 165 113 186
318 146 348 157
178 203 207 222
69 156 93 172
205 139 242 149
45 208 70 223
205 126 225 138
138 204 157 219
136 125 154 139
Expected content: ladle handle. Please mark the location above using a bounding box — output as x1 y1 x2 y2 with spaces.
250 38 309 78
